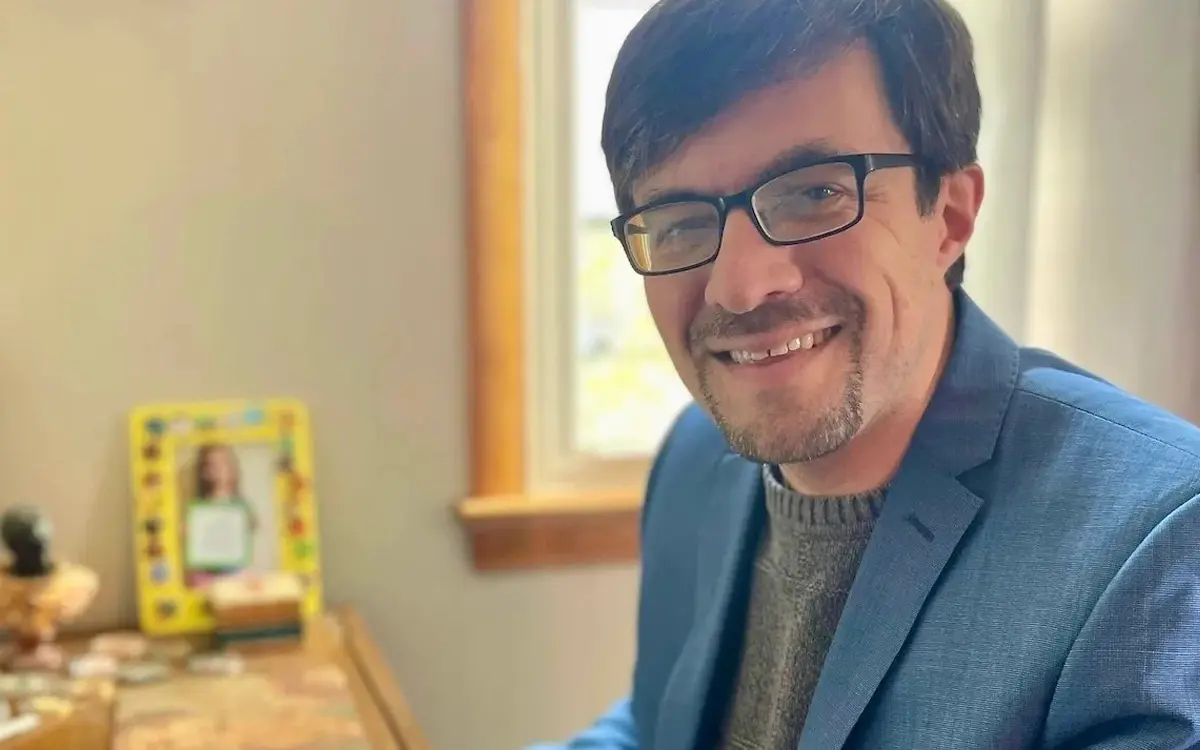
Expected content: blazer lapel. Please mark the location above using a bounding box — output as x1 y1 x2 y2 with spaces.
655 454 764 750
796 292 1018 749
797 450 983 750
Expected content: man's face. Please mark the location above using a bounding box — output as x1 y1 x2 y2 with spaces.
632 43 979 465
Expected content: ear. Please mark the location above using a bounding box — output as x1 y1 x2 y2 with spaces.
935 163 985 274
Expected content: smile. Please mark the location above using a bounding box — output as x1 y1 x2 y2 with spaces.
725 326 841 365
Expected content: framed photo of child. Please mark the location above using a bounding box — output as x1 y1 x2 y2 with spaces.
129 398 323 636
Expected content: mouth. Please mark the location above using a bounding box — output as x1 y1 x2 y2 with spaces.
716 325 843 366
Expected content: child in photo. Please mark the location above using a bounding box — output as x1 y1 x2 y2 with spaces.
184 442 259 588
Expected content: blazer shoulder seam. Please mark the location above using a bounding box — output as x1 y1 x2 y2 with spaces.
1012 386 1200 462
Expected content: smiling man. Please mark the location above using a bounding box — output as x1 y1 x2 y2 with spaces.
530 1 1200 749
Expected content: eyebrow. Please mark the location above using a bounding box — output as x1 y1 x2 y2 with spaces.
638 139 849 206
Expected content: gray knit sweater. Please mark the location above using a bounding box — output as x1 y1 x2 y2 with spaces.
720 465 885 750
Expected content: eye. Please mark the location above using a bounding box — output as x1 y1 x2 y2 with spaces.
803 186 839 201
654 217 715 245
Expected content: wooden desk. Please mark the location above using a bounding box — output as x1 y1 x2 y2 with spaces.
2 607 430 750
320 607 432 750
2 679 113 750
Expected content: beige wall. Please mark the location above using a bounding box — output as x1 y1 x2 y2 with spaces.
0 3 636 749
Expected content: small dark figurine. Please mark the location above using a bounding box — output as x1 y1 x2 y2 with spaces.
0 506 97 672
1 507 55 578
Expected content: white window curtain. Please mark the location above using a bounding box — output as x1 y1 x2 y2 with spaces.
960 0 1200 422
1024 0 1200 422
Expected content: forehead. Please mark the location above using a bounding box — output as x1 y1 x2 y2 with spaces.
633 43 908 205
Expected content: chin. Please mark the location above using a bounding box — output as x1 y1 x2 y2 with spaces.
696 337 866 463
709 398 863 465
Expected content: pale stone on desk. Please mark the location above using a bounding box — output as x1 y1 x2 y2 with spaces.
0 562 99 672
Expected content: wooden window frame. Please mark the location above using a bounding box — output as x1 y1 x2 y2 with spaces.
455 0 643 572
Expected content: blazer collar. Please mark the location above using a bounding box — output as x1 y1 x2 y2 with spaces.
910 289 1021 475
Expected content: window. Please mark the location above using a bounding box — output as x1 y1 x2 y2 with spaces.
527 0 689 499
457 0 674 571
455 0 1033 571
570 1 691 460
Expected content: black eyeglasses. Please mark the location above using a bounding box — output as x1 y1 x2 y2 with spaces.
610 153 920 276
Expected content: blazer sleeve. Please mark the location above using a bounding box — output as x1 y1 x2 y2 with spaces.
522 406 695 750
1042 491 1200 749
525 700 639 750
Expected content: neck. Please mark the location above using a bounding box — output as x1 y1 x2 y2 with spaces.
779 293 957 496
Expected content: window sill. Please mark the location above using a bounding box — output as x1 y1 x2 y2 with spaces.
455 493 642 571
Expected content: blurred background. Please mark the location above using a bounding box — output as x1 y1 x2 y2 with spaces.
0 1 1195 749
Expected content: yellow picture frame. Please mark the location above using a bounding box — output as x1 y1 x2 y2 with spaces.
129 398 323 636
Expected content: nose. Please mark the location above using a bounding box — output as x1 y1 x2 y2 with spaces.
704 209 804 313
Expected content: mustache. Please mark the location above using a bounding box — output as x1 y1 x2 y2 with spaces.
687 294 864 349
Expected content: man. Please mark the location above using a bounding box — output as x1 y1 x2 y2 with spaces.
534 1 1200 748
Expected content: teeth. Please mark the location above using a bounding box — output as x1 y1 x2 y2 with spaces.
729 328 832 364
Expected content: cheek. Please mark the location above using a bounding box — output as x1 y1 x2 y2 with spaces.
851 224 942 369
645 275 705 375
645 276 698 342
815 230 908 358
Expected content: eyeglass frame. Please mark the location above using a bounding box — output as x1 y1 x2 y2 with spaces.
609 152 922 277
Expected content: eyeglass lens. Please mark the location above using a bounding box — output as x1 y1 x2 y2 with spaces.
622 161 861 274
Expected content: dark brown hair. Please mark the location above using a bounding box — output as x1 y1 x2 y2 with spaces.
601 0 981 287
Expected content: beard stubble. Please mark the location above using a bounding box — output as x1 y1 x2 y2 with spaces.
690 291 866 465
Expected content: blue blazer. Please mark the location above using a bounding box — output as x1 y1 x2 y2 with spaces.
534 292 1200 750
